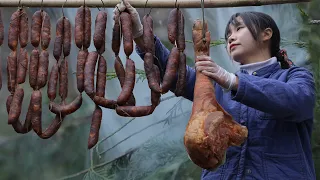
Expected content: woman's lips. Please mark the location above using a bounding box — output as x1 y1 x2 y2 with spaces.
230 44 239 50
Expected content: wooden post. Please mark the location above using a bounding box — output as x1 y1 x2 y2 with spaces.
0 0 310 8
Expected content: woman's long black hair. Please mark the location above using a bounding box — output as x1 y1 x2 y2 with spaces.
224 11 292 69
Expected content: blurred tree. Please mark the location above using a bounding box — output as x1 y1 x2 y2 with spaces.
297 0 320 178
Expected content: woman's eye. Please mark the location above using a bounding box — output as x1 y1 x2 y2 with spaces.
236 26 243 31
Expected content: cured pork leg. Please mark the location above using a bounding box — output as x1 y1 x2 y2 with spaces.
183 20 248 170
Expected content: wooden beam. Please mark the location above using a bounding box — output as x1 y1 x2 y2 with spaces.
0 0 310 8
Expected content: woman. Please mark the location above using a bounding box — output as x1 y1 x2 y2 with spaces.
113 1 316 179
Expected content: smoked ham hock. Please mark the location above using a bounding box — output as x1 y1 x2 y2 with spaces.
183 20 248 170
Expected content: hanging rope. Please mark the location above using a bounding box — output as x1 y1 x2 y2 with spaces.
201 0 206 43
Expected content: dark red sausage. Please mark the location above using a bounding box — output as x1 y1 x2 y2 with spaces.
174 51 186 97
6 95 13 113
93 96 116 109
8 10 20 51
83 7 91 49
19 9 29 48
75 6 84 49
151 65 161 107
7 51 17 93
143 14 155 54
144 52 161 93
8 86 24 124
161 47 179 94
114 56 136 106
84 51 98 97
29 48 39 89
59 58 68 101
7 94 33 134
97 38 105 55
31 10 42 47
120 12 133 57
115 105 156 117
40 114 65 139
116 58 135 105
31 90 42 135
63 17 71 57
17 48 28 84
41 11 51 50
88 105 102 149
37 49 49 89
93 11 107 53
76 49 88 93
114 56 125 87
49 94 82 115
96 56 107 97
53 17 64 61
177 9 185 51
47 63 59 101
0 9 4 46
112 16 121 55
167 9 178 45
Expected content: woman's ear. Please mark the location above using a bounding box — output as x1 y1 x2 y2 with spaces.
261 28 273 41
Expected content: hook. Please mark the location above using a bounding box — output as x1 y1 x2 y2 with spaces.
62 0 68 17
174 0 180 9
144 0 152 16
100 0 106 11
144 0 147 16
115 0 123 15
18 0 22 9
40 0 43 11
147 0 153 15
148 7 153 15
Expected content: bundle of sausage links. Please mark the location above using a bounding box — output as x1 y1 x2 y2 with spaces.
46 12 82 138
165 7 187 96
5 7 40 135
2 5 188 148
80 7 110 149
113 11 161 118
74 6 118 149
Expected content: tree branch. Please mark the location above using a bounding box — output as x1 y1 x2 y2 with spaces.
98 111 191 156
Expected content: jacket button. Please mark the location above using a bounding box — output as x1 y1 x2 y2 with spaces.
252 72 257 76
246 169 252 174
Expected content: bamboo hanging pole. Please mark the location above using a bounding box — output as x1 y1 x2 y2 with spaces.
0 0 310 8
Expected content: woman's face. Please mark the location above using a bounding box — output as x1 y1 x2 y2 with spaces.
226 17 260 64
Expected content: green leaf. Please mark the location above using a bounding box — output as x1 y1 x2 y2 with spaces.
296 4 310 20
161 40 175 50
186 55 195 67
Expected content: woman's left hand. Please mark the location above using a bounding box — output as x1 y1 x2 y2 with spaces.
195 55 238 91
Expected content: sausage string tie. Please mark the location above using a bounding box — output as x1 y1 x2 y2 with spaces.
201 0 206 43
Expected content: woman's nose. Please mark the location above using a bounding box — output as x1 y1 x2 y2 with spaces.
228 35 236 44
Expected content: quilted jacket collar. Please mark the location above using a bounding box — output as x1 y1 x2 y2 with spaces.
238 57 281 77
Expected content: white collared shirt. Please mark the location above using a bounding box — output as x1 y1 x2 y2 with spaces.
239 57 278 75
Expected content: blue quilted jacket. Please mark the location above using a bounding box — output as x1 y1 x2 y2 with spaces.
136 35 316 180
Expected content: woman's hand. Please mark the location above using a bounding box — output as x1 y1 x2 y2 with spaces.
195 55 238 91
113 0 143 39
